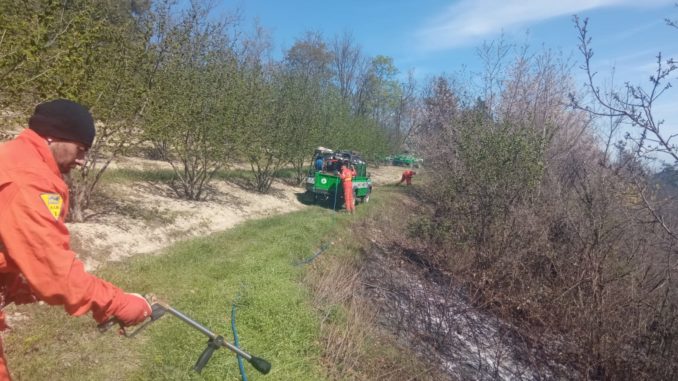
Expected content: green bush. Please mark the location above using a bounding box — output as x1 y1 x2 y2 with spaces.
432 120 545 246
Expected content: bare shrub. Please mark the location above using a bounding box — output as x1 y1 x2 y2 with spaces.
408 37 678 379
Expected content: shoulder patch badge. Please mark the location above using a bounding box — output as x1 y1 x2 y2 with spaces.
40 193 63 220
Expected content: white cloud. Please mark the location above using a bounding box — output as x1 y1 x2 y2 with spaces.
417 0 674 51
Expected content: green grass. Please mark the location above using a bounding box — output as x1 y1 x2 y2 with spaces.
6 207 354 381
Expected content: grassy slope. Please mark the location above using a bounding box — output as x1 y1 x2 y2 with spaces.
6 206 351 380
5 182 435 380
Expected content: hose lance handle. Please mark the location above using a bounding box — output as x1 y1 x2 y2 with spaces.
193 336 224 373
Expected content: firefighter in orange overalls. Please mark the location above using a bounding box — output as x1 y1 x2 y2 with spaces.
340 161 356 213
397 169 416 186
0 100 152 380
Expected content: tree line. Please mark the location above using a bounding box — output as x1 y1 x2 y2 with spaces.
0 0 416 219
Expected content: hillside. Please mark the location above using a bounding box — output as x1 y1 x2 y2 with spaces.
67 158 406 270
3 161 436 381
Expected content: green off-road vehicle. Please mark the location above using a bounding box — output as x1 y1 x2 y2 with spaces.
391 154 422 168
306 148 372 208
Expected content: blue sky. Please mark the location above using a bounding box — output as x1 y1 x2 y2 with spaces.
222 0 677 144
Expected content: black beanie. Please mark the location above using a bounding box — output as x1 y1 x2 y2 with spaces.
28 99 96 148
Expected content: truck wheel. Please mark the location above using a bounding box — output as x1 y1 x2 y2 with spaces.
303 191 313 204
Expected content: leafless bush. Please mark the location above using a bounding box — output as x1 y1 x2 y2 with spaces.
409 135 678 378
407 34 678 379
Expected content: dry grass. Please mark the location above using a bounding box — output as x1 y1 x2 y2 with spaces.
304 188 450 380
309 254 375 378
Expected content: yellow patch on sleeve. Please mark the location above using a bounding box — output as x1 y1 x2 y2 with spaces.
40 193 63 220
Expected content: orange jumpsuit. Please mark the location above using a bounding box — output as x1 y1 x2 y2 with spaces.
399 170 415 185
340 166 355 213
0 129 128 379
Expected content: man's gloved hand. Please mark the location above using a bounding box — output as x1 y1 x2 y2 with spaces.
112 293 152 327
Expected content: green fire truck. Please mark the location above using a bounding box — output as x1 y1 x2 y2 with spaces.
306 148 372 207
390 154 422 168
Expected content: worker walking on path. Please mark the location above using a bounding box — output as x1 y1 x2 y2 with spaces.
340 162 356 213
0 99 152 380
397 169 416 186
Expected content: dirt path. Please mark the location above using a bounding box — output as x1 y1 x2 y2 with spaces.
69 159 407 271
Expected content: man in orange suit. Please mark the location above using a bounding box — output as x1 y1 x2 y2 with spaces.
397 169 416 186
340 161 356 213
0 99 151 380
